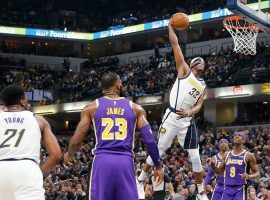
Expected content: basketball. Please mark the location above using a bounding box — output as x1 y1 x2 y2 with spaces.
171 12 189 30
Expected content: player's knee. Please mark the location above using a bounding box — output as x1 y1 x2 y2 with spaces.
187 149 202 172
146 155 154 166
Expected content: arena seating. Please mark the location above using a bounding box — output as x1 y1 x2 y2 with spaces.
1 45 270 105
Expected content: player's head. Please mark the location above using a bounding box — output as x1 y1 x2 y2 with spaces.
219 138 229 152
101 72 123 95
233 131 246 146
190 57 205 73
0 85 27 109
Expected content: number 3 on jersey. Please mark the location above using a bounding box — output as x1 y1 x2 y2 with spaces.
102 118 127 140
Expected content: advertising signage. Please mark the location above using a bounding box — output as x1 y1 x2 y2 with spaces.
0 1 268 41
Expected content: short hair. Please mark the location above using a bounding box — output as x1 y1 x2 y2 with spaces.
101 72 119 90
1 85 25 106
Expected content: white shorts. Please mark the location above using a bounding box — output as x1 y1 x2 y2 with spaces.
158 109 199 150
0 160 44 200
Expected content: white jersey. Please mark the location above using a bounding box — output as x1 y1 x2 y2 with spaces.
169 71 206 112
0 110 41 164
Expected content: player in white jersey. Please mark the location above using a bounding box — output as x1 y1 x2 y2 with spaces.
0 85 61 200
138 17 208 200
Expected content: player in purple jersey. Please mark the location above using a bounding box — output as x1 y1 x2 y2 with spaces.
64 72 163 200
210 132 260 200
204 139 229 200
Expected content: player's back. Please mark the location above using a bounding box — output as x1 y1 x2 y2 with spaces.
93 97 136 157
0 110 41 164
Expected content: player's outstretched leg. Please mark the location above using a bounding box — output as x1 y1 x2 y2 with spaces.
187 149 209 200
138 118 176 182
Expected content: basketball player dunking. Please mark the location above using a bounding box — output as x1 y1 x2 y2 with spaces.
204 139 229 200
211 132 260 200
0 85 61 200
64 72 163 200
138 17 208 200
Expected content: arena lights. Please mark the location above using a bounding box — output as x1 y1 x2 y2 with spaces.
0 2 268 41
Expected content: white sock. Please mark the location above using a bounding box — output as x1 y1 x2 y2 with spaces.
138 170 147 182
197 183 204 194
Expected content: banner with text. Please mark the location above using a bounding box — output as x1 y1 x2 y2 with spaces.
0 1 268 41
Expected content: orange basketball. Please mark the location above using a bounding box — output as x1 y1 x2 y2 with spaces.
171 13 189 30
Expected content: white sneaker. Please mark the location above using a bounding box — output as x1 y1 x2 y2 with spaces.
197 192 209 200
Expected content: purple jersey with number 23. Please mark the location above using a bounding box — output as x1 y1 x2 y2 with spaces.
89 97 138 200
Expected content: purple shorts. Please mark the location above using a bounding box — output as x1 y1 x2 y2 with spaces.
89 154 138 200
212 184 224 200
221 185 246 200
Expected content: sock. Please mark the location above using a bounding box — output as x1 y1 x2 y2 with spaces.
138 170 147 182
197 183 204 194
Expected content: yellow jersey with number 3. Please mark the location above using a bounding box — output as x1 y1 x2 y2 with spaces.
0 110 41 164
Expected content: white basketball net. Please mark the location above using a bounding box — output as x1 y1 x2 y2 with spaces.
223 16 259 55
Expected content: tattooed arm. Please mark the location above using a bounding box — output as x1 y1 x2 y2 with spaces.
64 102 96 163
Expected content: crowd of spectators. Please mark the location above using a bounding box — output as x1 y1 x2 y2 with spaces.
42 123 270 200
0 62 63 92
1 43 270 105
0 0 226 33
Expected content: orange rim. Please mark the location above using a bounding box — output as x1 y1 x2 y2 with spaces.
223 16 259 30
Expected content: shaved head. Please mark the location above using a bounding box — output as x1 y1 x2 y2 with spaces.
101 72 120 90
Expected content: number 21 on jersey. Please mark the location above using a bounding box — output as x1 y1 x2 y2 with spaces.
101 118 127 140
0 129 25 148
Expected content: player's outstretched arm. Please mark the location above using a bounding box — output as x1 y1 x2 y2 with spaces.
134 103 160 168
240 152 260 180
168 18 190 77
36 116 61 174
133 103 163 185
210 153 227 175
64 104 94 163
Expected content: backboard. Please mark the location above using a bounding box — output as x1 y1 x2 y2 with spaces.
227 0 270 32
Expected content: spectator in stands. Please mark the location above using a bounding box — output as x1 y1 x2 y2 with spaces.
185 184 197 200
257 185 270 200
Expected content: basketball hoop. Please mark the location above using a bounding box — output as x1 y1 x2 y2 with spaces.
223 16 259 55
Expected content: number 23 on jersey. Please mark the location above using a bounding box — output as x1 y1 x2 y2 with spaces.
101 118 127 140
